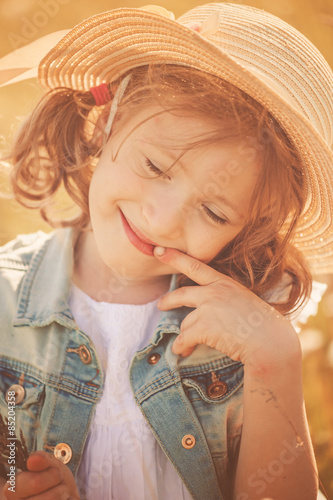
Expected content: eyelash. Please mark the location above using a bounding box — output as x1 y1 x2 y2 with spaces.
202 206 228 225
144 158 228 226
145 158 169 179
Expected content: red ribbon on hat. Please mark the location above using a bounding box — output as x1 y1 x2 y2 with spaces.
90 83 111 106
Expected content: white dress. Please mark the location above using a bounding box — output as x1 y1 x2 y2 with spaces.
70 278 328 499
69 283 193 500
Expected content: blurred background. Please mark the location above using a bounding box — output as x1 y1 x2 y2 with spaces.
0 0 332 497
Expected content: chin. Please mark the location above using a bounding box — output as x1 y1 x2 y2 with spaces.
101 252 165 279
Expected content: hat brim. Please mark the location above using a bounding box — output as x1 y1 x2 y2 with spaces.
0 30 69 88
38 8 333 274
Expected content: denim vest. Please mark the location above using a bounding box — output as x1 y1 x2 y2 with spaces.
0 229 244 500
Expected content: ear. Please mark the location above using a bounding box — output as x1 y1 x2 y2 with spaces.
91 102 112 148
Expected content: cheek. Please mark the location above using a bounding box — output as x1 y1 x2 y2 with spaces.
89 155 128 203
188 233 226 263
89 166 110 216
187 225 242 263
88 170 100 214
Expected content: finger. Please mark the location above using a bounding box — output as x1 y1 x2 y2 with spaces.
180 308 200 331
27 451 55 472
157 285 206 310
172 329 197 356
19 484 70 500
11 467 63 498
177 346 195 357
172 315 206 356
154 247 223 286
176 315 197 357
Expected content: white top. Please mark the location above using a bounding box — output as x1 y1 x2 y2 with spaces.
69 283 192 500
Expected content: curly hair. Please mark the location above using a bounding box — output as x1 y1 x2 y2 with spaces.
7 64 312 316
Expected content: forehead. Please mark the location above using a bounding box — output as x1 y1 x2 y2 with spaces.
114 104 262 178
133 106 261 169
114 103 242 145
128 105 233 146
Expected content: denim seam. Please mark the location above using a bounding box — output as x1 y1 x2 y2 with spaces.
73 397 100 475
0 357 101 398
134 368 180 400
13 311 75 328
179 359 243 374
31 388 45 452
0 358 50 386
44 334 71 452
44 382 101 401
17 243 49 318
51 375 101 393
181 365 242 378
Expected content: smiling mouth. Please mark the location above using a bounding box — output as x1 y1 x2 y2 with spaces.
120 210 157 256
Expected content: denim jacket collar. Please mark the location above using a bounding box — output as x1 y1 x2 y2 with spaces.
12 229 75 329
12 228 186 338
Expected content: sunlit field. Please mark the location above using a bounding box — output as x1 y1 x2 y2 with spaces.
0 0 332 497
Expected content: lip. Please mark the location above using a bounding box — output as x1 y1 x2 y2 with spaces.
120 210 157 256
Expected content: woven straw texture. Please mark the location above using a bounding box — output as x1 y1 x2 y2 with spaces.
38 3 333 274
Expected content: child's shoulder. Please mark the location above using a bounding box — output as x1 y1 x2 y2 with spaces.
0 228 74 333
0 228 72 318
0 230 56 270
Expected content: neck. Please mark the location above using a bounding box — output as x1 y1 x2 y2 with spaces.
72 230 172 305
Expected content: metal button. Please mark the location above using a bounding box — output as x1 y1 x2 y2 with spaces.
147 353 161 364
207 380 228 399
182 434 196 449
78 345 92 364
54 443 72 464
6 384 25 404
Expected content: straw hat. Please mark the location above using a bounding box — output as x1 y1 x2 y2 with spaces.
2 3 333 274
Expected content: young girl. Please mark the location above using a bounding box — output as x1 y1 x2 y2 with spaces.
0 3 332 499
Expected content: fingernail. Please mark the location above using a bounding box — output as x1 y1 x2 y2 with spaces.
154 246 165 256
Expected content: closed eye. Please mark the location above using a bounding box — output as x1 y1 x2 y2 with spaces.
145 158 227 225
145 158 171 180
202 205 228 225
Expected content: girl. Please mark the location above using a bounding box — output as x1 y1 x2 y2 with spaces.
0 3 332 499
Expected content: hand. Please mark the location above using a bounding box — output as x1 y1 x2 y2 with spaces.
3 451 80 500
154 247 299 364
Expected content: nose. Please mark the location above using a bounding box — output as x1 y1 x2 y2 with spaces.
142 189 187 242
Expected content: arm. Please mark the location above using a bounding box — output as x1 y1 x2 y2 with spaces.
154 247 318 500
234 333 318 500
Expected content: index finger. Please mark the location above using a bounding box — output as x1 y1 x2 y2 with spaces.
154 246 223 286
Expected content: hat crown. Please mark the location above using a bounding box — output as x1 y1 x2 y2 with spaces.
178 3 333 146
35 2 333 272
